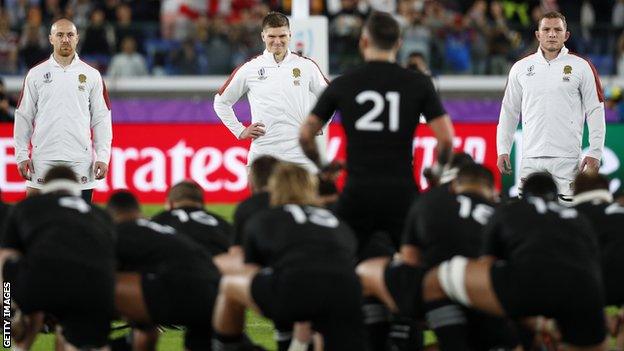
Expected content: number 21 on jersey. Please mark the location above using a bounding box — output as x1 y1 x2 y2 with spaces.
355 90 400 132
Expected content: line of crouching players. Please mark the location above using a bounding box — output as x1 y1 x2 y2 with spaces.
1 152 624 351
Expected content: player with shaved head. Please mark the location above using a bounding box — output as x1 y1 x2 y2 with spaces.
14 18 112 203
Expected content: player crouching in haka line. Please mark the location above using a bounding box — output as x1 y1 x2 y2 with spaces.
0 165 116 351
422 172 607 351
572 172 624 347
152 180 240 274
357 164 520 351
106 191 221 351
211 163 367 351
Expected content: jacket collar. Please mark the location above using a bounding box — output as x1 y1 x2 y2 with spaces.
50 53 80 68
536 45 568 63
262 49 292 65
572 189 613 206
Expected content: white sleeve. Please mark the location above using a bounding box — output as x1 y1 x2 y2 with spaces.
90 75 113 164
309 60 329 97
580 61 606 160
13 72 37 164
496 64 522 156
213 64 248 139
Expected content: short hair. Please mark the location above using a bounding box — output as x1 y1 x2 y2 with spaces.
455 163 494 187
364 11 401 50
107 190 140 212
408 51 425 60
523 172 558 201
268 163 318 206
262 11 289 29
574 172 610 195
539 11 567 30
44 165 77 183
167 180 204 204
449 152 475 170
250 155 280 191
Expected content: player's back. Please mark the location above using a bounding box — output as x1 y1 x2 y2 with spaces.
327 62 444 183
152 206 233 256
244 204 357 271
2 194 115 271
233 192 270 246
115 218 217 278
406 188 494 267
486 197 600 272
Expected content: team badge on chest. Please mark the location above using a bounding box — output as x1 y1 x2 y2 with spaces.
43 72 52 83
563 65 572 82
293 67 301 86
258 68 267 80
78 73 87 91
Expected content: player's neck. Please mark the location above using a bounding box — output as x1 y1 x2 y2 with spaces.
171 200 203 209
540 47 561 62
364 49 396 63
273 51 287 63
53 52 75 67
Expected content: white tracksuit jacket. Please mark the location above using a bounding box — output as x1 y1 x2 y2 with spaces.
497 46 605 161
213 50 328 167
14 54 113 165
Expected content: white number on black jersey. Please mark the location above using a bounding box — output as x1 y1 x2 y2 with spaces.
456 195 494 225
58 197 91 213
171 209 219 226
355 90 400 132
137 218 177 235
284 205 339 228
528 197 577 218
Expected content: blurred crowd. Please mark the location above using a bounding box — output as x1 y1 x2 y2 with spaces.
0 0 623 76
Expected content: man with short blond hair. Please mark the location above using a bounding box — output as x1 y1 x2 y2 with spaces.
214 12 329 173
496 11 605 202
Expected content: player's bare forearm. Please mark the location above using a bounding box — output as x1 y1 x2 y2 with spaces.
299 115 324 168
428 115 455 165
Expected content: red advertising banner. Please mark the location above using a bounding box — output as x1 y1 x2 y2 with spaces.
0 123 499 203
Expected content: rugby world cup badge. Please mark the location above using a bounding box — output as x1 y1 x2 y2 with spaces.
43 72 52 83
526 65 534 76
81 176 88 184
258 67 267 80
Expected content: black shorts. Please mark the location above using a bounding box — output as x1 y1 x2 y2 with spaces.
490 260 606 347
335 181 417 259
465 310 520 350
384 262 425 319
5 256 114 348
603 248 624 306
251 267 367 351
141 270 220 350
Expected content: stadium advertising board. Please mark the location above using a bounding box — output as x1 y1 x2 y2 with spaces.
0 123 621 203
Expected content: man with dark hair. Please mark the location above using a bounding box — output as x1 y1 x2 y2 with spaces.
152 180 234 260
233 155 279 247
497 10 605 202
107 190 221 351
214 11 330 172
0 165 115 350
299 12 454 348
573 172 624 345
422 172 606 350
358 164 518 351
212 163 365 351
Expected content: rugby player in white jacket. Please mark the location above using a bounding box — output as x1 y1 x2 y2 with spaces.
13 19 112 202
497 11 605 201
213 12 329 172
